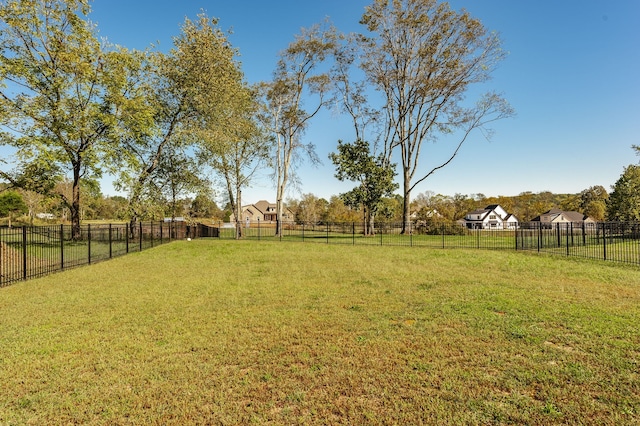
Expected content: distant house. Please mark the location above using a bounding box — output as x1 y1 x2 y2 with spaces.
531 209 595 227
462 204 518 230
230 200 295 223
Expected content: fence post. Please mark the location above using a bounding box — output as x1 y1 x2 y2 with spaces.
150 221 154 247
602 222 607 261
537 223 541 252
570 222 575 247
22 226 27 281
126 225 129 253
410 222 413 247
326 222 330 244
352 222 355 245
109 224 113 259
139 222 143 251
159 221 163 245
88 224 92 264
514 226 518 251
566 223 570 256
60 224 64 270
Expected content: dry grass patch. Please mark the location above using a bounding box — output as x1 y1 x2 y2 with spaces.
1 240 639 424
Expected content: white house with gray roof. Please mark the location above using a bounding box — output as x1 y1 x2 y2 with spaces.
463 204 519 230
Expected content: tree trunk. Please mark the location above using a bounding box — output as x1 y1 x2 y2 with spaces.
235 188 242 240
364 205 375 236
401 170 412 234
70 165 82 241
275 182 285 237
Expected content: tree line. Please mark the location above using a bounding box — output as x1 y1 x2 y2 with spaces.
4 176 638 229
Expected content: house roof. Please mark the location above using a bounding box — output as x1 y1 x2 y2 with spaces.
252 200 273 214
468 209 489 216
240 200 293 217
532 209 593 223
463 204 518 224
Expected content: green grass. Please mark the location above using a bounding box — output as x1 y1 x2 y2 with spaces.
1 240 639 424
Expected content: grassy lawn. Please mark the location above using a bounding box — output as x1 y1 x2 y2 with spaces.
1 240 639 425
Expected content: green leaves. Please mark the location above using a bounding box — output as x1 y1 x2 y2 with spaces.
355 0 514 231
0 190 27 217
607 164 640 221
0 0 120 236
330 139 398 232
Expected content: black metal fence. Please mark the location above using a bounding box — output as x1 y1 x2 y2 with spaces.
216 220 640 266
0 221 217 287
2 220 637 288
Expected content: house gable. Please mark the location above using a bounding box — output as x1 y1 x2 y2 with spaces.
462 205 518 229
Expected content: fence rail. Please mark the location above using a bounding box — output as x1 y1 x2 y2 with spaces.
0 221 212 287
217 220 640 266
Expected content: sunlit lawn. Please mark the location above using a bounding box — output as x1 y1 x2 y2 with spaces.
1 240 639 424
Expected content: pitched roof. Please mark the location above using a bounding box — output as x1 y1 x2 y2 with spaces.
252 200 272 214
532 209 592 223
468 209 489 216
561 211 590 222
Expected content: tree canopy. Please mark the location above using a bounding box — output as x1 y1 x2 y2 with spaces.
330 139 397 234
356 0 514 232
0 0 131 238
259 21 336 236
607 165 640 222
0 190 27 226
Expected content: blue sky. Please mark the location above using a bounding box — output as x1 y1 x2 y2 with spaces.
22 1 640 203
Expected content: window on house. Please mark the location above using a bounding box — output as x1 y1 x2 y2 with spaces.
490 215 496 220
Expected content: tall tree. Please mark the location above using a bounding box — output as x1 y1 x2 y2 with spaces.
607 165 640 222
325 195 360 223
114 14 243 235
295 193 329 224
0 0 132 239
330 139 398 235
151 145 207 222
579 185 608 221
200 85 267 239
358 0 514 232
259 22 336 236
189 191 221 220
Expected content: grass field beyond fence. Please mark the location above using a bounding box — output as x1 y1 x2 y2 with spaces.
1 240 639 424
222 221 640 266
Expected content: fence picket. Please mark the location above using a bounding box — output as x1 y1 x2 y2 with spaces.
0 221 193 288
